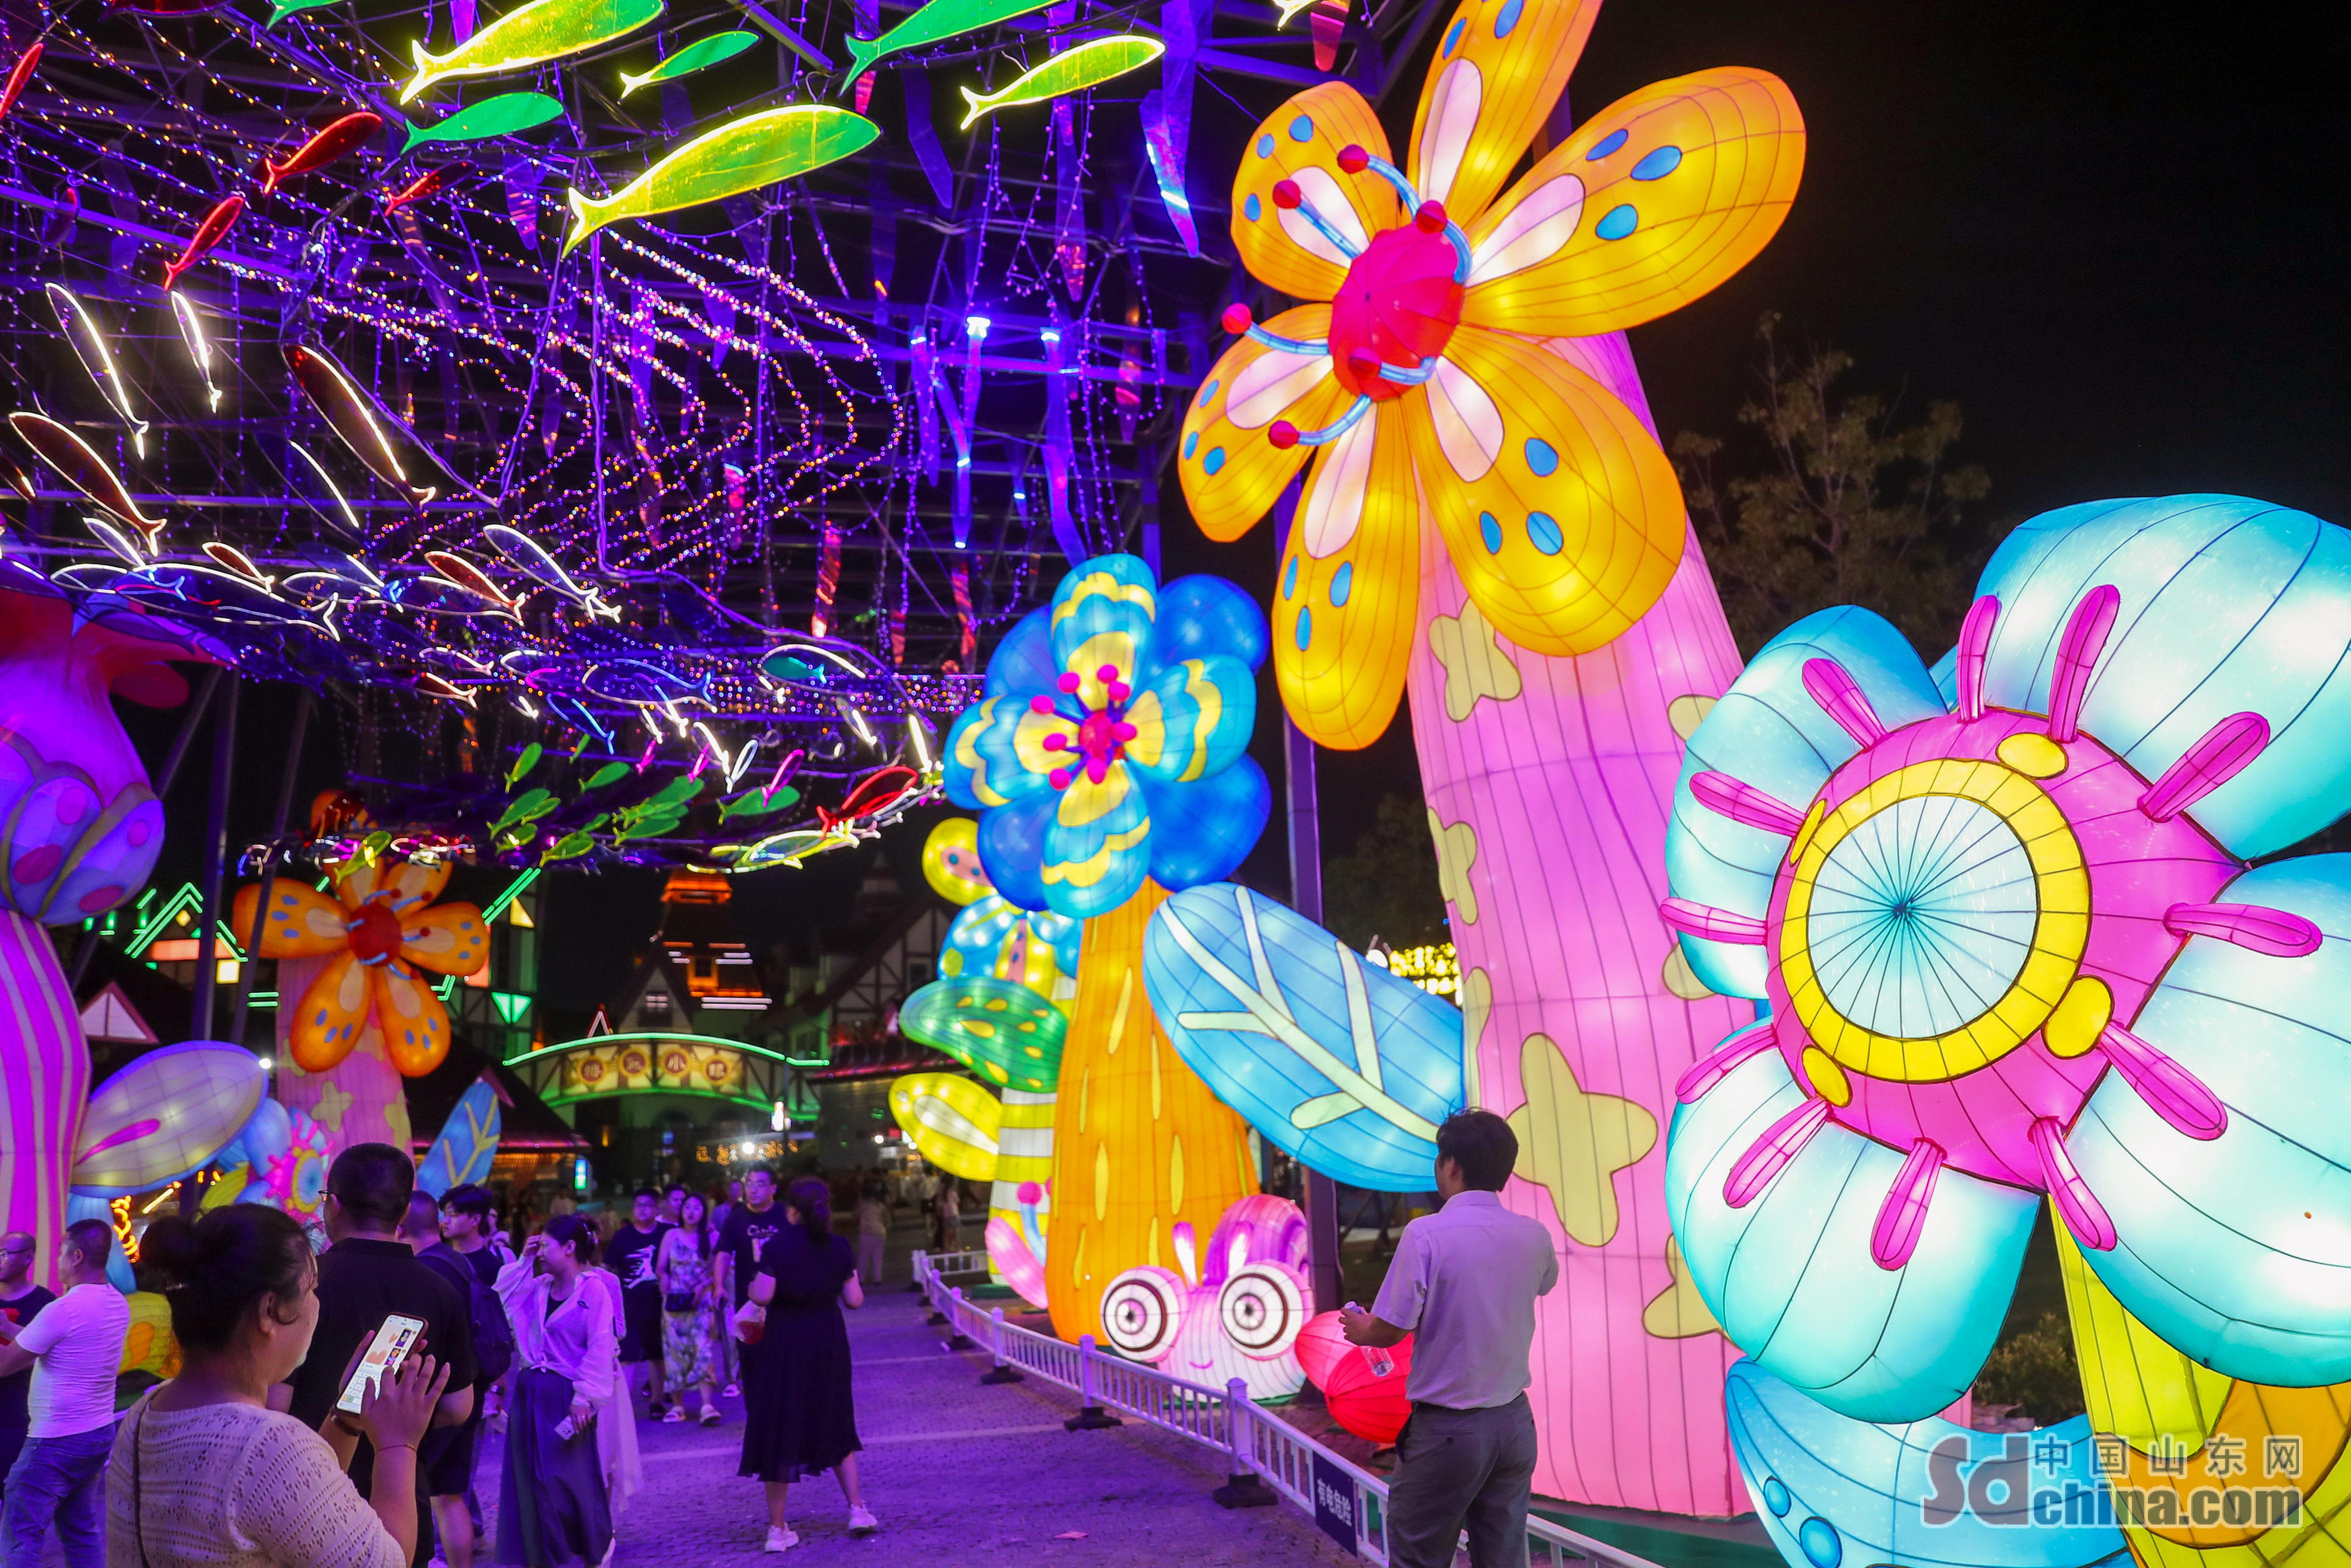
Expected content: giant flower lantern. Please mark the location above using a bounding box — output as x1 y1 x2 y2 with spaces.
233 857 490 1078
944 553 1269 919
1175 0 1806 1516
0 579 202 1282
943 554 1270 1344
1664 498 2351 1446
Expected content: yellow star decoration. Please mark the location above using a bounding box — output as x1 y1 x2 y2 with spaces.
313 1079 356 1134
1667 694 1717 742
1661 943 1716 1001
1429 599 1523 722
1642 1234 1724 1340
1459 967 1493 1111
1428 811 1480 927
1505 1033 1657 1247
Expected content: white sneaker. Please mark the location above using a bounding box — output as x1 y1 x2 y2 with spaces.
765 1525 799 1553
848 1505 879 1537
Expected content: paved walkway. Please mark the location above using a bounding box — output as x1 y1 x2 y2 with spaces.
476 1283 1356 1567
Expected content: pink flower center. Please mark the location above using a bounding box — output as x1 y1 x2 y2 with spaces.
1034 667 1140 790
1327 222 1464 403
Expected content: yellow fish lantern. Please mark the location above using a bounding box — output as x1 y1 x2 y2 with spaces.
1045 881 1260 1346
958 36 1165 129
399 0 663 101
888 1073 1003 1183
563 106 880 255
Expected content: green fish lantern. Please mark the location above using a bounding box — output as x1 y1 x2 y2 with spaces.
563 104 878 255
399 91 565 155
841 0 1053 80
399 0 663 102
265 0 338 28
619 29 759 96
958 35 1163 128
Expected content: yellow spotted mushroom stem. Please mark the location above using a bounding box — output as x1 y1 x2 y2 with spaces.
1045 880 1261 1345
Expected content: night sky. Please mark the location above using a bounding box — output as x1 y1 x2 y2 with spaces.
115 0 2351 1003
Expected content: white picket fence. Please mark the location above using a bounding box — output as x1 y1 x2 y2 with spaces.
910 1249 1666 1568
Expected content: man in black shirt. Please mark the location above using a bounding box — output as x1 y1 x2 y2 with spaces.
604 1190 672 1419
279 1144 478 1568
0 1231 54 1503
715 1167 783 1372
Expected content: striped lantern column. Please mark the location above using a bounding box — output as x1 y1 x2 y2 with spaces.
0 912 89 1288
1403 330 1757 1516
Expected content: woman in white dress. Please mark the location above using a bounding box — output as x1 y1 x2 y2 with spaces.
492 1215 615 1568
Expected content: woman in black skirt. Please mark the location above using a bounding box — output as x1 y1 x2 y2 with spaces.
737 1177 875 1551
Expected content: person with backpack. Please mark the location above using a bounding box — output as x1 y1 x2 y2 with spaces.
424 1185 515 1568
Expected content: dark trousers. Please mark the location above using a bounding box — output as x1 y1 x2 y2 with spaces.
1386 1394 1538 1568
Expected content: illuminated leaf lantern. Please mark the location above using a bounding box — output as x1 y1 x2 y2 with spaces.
1664 496 2351 1429
1177 0 1806 1514
233 856 490 1078
943 554 1269 1344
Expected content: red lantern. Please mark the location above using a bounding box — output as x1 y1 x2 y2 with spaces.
1296 1310 1413 1445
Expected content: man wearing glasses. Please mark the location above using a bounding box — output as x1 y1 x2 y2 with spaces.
0 1235 52 1506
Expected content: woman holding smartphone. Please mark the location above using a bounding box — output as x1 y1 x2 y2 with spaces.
493 1215 615 1568
107 1206 450 1568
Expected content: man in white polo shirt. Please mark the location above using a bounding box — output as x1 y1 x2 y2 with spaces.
1342 1110 1559 1568
0 1219 129 1568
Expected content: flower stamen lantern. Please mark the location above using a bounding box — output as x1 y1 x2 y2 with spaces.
234 856 489 1078
1665 497 2351 1419
945 554 1271 1344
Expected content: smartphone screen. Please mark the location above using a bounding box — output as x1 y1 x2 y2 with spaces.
336 1314 427 1415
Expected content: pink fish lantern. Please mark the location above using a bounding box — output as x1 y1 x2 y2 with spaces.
1097 1195 1310 1402
0 588 194 921
1296 1310 1414 1445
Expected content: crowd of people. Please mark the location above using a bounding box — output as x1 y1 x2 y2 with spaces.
0 1152 969 1566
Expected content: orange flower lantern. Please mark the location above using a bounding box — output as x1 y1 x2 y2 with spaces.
232 858 488 1076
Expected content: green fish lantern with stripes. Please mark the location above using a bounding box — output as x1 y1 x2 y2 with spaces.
619 29 759 96
399 0 664 102
562 104 878 255
958 35 1164 128
398 91 565 155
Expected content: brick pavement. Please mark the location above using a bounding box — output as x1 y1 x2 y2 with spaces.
470 1283 1359 1567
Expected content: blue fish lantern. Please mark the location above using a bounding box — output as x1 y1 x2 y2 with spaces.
1142 883 1464 1191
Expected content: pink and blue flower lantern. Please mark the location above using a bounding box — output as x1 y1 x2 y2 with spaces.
1661 495 2351 1421
944 553 1269 919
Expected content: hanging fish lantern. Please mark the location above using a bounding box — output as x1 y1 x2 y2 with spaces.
384 164 470 214
44 285 150 457
399 0 664 102
267 0 342 26
38 185 78 249
0 42 42 123
842 0 1053 77
288 441 367 545
281 342 457 507
483 523 618 617
958 36 1164 128
169 294 225 412
201 542 273 589
161 194 245 291
422 549 525 617
561 104 879 255
399 91 565 155
262 113 384 194
618 29 757 95
8 412 164 550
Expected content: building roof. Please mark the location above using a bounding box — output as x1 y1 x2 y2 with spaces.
404 1041 590 1155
